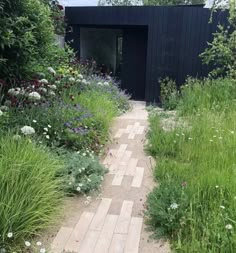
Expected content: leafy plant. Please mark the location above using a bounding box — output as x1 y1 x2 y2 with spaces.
0 135 62 251
160 77 179 110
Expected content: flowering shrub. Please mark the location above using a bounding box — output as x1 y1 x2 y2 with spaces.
57 150 107 195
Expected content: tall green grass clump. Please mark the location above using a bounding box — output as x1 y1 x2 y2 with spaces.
0 135 62 250
146 78 236 252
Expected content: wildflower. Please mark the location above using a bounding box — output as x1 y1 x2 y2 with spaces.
38 87 47 93
87 178 91 182
213 135 217 138
76 186 81 192
0 106 8 112
170 203 178 210
210 139 213 142
28 92 41 101
7 232 13 238
48 67 56 75
215 185 219 188
220 205 225 209
40 248 46 253
78 74 83 79
82 153 86 156
46 135 50 139
231 131 235 134
103 82 109 86
84 200 90 205
176 133 179 136
13 135 21 141
87 196 91 201
82 79 87 84
0 110 3 116
97 82 102 86
36 242 42 246
79 183 83 187
101 176 104 181
69 77 75 82
225 224 233 230
48 125 51 128
25 241 31 247
44 127 48 132
48 85 57 90
33 120 37 123
39 79 48 84
21 126 35 135
48 91 56 96
219 136 223 139
188 137 193 140
8 88 20 96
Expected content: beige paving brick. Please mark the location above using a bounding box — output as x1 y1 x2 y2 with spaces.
108 234 127 253
78 230 100 253
125 125 133 134
115 200 133 234
131 167 144 188
115 129 124 138
128 123 140 139
64 212 94 252
125 158 138 176
90 198 112 230
51 227 73 253
103 149 117 167
124 217 143 253
112 151 132 186
137 125 145 135
109 144 127 173
93 214 118 253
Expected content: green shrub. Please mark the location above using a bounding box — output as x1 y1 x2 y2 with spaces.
0 0 55 80
160 77 179 110
58 150 107 195
0 135 62 250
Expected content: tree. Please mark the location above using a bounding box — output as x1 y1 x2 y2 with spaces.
98 0 142 6
143 0 204 5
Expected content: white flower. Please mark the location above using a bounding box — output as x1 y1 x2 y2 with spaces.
48 125 51 128
46 135 50 139
39 79 48 84
225 224 233 230
82 79 87 84
84 200 90 205
231 131 235 134
103 82 109 86
40 248 46 253
25 241 31 247
79 183 83 187
0 110 3 116
28 92 41 101
8 88 20 96
101 176 104 181
82 153 86 156
215 185 219 188
48 85 57 90
220 205 225 209
69 77 75 82
13 135 21 141
219 136 223 139
87 178 91 182
76 187 81 192
97 82 102 86
7 232 13 238
48 67 56 75
44 127 48 132
170 203 178 210
36 241 42 246
33 120 37 123
210 139 213 142
48 91 56 96
0 106 8 112
38 87 47 93
78 74 83 79
21 126 35 135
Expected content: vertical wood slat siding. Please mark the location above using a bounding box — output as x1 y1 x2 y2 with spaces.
65 6 228 103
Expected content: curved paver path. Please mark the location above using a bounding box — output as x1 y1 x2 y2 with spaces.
51 101 170 253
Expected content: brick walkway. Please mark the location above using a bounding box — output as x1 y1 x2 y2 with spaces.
51 101 170 253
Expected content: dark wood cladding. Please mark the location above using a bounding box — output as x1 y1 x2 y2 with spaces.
65 6 228 103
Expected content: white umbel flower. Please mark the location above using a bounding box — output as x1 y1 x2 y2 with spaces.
103 82 109 86
39 79 48 84
170 203 178 210
69 77 75 82
48 67 56 75
21 126 35 135
28 92 41 101
82 79 87 84
97 82 102 86
225 224 233 230
78 74 83 79
0 110 3 116
48 91 56 97
40 248 46 253
38 87 47 93
36 241 42 246
48 84 57 90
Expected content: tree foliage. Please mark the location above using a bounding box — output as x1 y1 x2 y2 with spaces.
0 0 55 80
200 0 236 78
143 0 204 6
